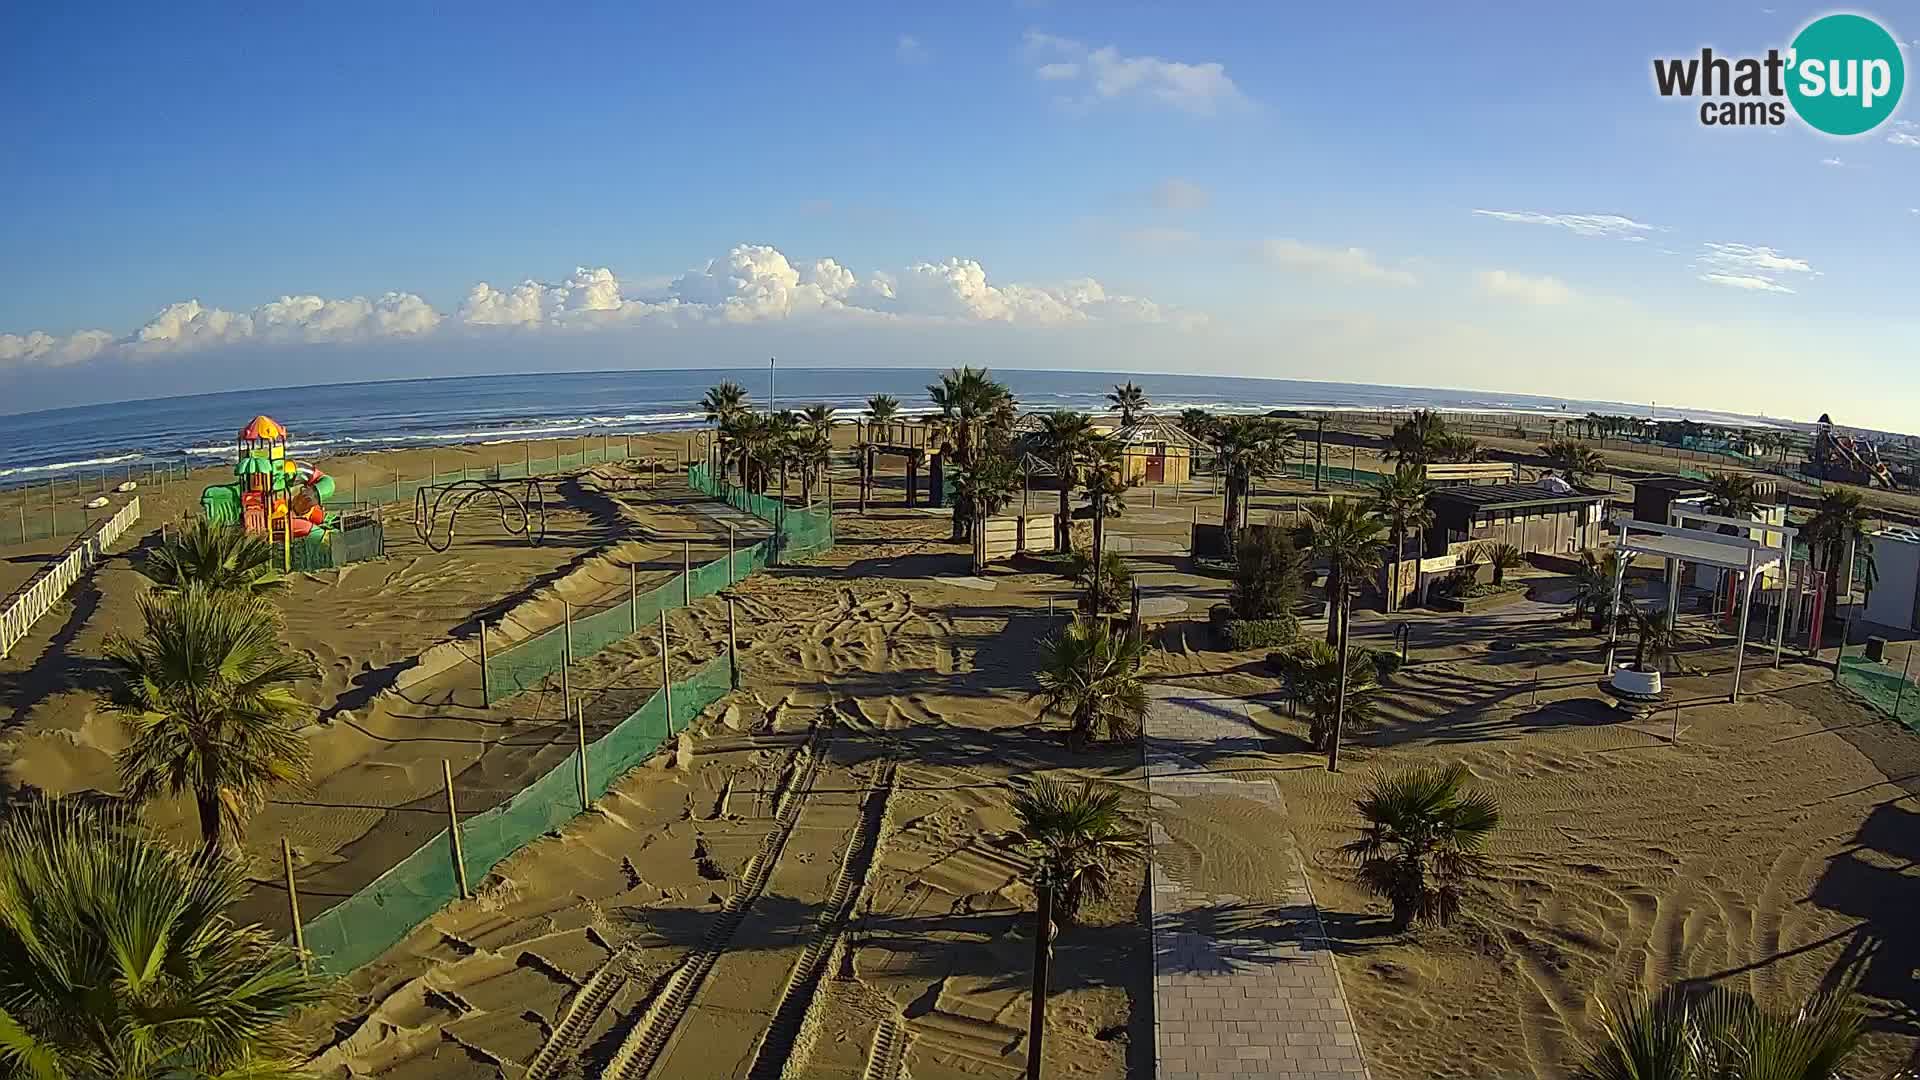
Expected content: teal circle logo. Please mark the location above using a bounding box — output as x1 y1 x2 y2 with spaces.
1787 14 1904 135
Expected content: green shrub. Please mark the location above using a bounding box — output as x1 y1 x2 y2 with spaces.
1232 524 1303 619
1367 648 1402 681
1222 616 1299 650
1067 549 1132 614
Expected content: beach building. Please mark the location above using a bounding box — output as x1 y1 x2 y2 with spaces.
1864 529 1920 632
1422 478 1610 558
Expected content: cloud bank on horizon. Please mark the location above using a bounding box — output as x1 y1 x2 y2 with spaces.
0 245 1200 370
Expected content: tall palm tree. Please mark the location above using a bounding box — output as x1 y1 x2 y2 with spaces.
702 381 751 479
865 393 900 425
1178 408 1217 442
1385 410 1450 465
1340 762 1501 929
928 366 1016 541
1032 617 1149 748
1270 639 1379 750
1108 382 1148 427
1010 777 1143 1080
1304 499 1386 647
800 402 836 436
1082 441 1129 599
949 453 1022 530
0 800 331 1077
788 426 832 505
1578 984 1864 1080
1805 488 1875 612
1034 410 1096 554
1207 417 1292 544
103 586 316 855
1368 465 1432 613
1540 439 1604 482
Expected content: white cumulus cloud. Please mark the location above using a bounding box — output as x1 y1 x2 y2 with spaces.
1471 209 1659 239
1258 239 1416 286
1 245 1196 369
1477 269 1573 305
1023 31 1248 115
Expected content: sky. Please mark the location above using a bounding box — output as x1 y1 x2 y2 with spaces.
2 2 1916 428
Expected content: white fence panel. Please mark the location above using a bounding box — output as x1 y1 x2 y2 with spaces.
0 497 140 658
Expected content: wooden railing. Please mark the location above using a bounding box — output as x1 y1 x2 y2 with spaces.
0 497 140 658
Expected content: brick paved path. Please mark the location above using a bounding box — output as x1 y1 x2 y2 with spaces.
1146 687 1372 1079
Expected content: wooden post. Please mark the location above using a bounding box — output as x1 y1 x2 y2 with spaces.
1025 881 1053 1080
282 839 308 974
683 540 692 606
629 564 638 633
725 591 741 684
576 696 590 809
562 599 573 706
659 609 674 732
444 760 470 899
524 439 531 476
729 524 737 583
479 620 491 706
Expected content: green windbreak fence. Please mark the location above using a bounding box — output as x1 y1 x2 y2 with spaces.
1836 654 1920 735
299 655 734 975
297 457 830 975
288 521 387 572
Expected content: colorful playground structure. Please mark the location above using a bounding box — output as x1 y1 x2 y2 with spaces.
1807 412 1898 489
200 415 352 567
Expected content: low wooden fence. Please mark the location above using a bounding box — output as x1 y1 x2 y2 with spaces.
0 497 141 658
974 513 1055 569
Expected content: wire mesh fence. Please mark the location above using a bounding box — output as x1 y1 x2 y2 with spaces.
295 456 829 975
300 654 734 974
1835 654 1920 734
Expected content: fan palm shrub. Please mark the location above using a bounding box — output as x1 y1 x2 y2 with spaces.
1577 983 1864 1080
1341 763 1501 929
104 586 317 855
0 799 331 1076
1269 639 1379 750
1107 382 1148 427
1032 617 1149 748
140 518 287 598
1303 499 1386 646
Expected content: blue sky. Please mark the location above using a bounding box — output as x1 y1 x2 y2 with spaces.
2 2 1916 427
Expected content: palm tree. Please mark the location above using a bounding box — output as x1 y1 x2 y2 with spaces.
1207 417 1292 544
1624 600 1686 672
139 518 287 598
1082 441 1129 601
1540 439 1604 483
1340 763 1500 929
787 426 832 505
1368 465 1432 613
1578 984 1864 1080
0 800 331 1077
1434 433 1484 463
928 366 1016 541
1108 382 1148 427
1032 617 1149 748
1385 410 1451 465
103 586 316 855
1805 488 1874 614
949 453 1022 531
1034 410 1096 554
1010 778 1143 1080
1571 547 1623 631
1304 499 1386 647
1069 549 1131 615
1705 472 1760 519
703 381 751 479
800 402 836 436
1270 639 1379 751
1178 408 1217 442
865 393 900 424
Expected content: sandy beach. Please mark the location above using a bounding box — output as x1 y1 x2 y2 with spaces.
2 424 1916 1079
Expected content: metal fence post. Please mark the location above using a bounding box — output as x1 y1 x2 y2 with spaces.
728 596 740 690
282 840 308 974
1897 647 1914 717
479 620 491 707
683 540 692 606
562 599 573 704
659 609 674 733
576 696 590 810
444 760 470 899
629 564 638 633
728 524 736 584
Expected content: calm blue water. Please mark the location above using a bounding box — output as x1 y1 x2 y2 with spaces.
0 367 1783 485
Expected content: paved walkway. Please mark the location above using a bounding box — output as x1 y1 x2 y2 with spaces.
1145 687 1371 1079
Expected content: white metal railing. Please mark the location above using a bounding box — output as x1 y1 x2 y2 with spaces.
0 497 141 658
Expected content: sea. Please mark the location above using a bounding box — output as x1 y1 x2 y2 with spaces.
0 367 1791 487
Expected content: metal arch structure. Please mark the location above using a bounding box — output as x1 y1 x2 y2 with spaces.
412 478 549 553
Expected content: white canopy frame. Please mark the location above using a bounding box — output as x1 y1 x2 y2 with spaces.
1607 509 1795 703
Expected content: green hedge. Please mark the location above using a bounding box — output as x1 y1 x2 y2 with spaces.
1221 616 1299 650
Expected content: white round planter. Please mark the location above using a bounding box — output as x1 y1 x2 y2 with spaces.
1610 666 1662 697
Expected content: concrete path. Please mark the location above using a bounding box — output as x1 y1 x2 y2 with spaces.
1145 687 1371 1079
